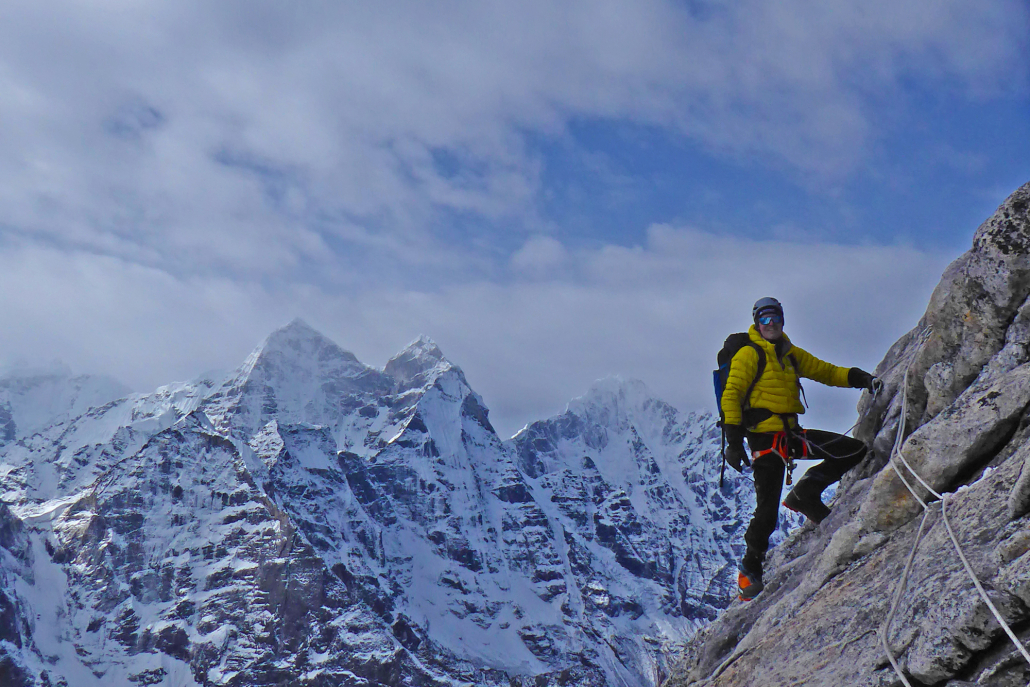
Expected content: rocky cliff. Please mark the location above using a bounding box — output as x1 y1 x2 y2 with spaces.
670 180 1030 687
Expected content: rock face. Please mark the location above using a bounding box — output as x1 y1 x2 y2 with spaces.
0 322 788 686
669 180 1030 687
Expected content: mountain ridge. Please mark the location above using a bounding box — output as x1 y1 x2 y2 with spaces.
0 322 784 686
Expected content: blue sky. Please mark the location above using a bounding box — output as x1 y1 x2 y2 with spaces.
1 0 1028 437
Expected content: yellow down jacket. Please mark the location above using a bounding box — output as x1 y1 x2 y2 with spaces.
721 326 852 433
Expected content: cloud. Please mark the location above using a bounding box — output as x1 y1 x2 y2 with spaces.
0 0 1024 281
0 1 1018 437
510 236 568 275
0 227 954 438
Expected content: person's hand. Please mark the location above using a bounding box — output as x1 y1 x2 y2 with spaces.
723 424 750 473
725 443 750 473
849 368 880 393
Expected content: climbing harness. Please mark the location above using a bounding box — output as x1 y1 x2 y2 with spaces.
879 330 1030 686
751 430 806 485
750 398 874 487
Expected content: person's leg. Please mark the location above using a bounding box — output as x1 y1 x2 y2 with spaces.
742 447 786 575
798 429 866 492
784 429 867 522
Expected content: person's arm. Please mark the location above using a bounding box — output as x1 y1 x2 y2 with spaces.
723 422 749 472
791 346 851 387
721 350 757 473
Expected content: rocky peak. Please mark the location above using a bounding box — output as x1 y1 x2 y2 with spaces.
973 182 1030 257
872 182 1030 430
384 334 456 389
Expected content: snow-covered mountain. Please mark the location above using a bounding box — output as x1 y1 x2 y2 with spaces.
0 321 792 687
0 363 129 447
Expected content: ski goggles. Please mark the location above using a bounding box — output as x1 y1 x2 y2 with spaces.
757 314 783 326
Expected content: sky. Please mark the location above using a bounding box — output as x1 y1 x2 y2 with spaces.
1 0 1028 439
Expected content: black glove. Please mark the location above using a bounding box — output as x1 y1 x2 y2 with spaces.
725 444 750 473
723 424 750 473
848 368 880 393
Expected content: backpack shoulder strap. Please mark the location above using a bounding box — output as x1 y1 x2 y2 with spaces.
742 342 765 409
786 352 808 408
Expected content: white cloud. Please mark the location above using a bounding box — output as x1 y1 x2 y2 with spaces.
0 227 953 438
0 0 1024 280
0 1 1017 436
510 236 568 275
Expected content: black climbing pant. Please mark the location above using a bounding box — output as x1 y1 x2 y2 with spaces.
743 429 867 566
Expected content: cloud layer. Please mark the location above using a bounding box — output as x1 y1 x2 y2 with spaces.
1 0 1024 276
0 225 953 437
0 1 1022 436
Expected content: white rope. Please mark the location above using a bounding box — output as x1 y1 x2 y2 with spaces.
878 365 927 687
893 447 1030 667
879 337 1030 686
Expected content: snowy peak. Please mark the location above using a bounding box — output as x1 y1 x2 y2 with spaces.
198 319 392 438
265 317 337 344
507 377 784 652
238 318 378 389
570 376 652 411
385 335 456 389
0 364 130 443
254 318 363 369
0 323 761 687
565 376 671 431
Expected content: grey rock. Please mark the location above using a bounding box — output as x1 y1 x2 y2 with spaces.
1006 443 1030 519
855 362 1030 536
669 180 1030 687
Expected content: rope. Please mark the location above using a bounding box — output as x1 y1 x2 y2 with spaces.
795 384 880 463
801 432 868 462
879 334 1030 685
878 365 930 687
806 417 862 450
893 428 1030 666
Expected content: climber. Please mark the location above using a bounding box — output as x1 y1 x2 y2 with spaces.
723 297 880 601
